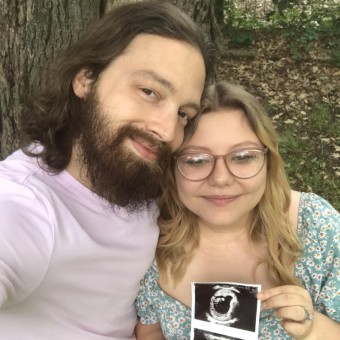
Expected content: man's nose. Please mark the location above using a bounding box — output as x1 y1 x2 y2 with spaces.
145 107 178 143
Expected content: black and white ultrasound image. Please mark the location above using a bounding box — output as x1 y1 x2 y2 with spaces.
191 282 261 340
194 284 259 331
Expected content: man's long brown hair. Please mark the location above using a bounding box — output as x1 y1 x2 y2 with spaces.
21 1 216 172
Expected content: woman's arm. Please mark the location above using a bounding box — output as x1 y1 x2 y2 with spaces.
135 320 165 340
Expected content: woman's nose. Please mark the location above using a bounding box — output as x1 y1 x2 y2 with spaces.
208 157 234 186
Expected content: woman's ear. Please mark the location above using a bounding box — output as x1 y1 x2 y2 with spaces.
72 69 93 98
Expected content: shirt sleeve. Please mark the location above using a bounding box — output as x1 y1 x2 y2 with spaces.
0 180 54 308
135 261 160 325
297 193 340 321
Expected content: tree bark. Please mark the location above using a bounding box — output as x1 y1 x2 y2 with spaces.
105 0 222 47
0 0 220 160
214 0 225 27
105 0 142 11
167 0 222 49
0 0 101 159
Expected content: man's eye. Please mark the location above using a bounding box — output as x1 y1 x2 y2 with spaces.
141 88 156 97
178 110 189 124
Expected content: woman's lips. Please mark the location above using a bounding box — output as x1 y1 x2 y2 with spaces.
203 195 239 206
129 138 159 161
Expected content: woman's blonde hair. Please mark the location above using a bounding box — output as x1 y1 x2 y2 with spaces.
156 81 302 286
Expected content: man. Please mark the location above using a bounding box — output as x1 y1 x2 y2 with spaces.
0 1 215 339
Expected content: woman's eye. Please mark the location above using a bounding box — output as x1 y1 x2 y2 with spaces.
233 152 256 162
184 155 210 166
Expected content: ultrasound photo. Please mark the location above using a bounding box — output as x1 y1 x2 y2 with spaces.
191 282 261 340
193 328 243 340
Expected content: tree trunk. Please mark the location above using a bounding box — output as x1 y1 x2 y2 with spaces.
0 0 220 160
168 0 222 49
105 0 142 11
214 0 225 27
105 0 222 47
0 0 101 159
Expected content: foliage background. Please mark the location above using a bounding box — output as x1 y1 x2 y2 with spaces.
216 0 339 210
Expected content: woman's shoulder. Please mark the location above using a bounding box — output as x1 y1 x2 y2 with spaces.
295 191 339 236
289 190 339 232
298 191 338 217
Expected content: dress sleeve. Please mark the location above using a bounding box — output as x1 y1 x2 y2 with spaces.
135 261 160 325
298 193 340 321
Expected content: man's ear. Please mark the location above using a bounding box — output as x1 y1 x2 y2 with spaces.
72 69 93 98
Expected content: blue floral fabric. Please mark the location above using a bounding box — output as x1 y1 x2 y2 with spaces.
135 193 340 339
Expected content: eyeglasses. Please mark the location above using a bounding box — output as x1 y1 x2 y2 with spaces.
175 148 268 181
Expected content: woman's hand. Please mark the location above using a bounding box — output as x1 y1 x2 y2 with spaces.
257 285 314 339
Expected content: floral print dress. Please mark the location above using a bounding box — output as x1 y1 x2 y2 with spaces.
135 193 340 339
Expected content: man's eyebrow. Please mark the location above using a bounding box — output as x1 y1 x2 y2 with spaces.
131 69 200 113
131 70 175 93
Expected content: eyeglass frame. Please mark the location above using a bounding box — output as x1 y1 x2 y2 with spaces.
174 147 269 181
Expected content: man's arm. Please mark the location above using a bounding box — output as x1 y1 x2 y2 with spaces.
0 184 54 308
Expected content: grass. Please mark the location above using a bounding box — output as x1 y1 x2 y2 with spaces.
272 102 339 211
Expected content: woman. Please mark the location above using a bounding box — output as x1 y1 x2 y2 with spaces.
135 82 340 339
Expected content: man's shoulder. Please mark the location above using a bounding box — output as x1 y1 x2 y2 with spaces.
1 147 40 175
0 149 59 212
1 149 43 190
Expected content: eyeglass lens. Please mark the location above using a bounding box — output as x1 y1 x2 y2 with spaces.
176 149 267 181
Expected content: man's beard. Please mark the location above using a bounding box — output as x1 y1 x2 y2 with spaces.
76 90 172 212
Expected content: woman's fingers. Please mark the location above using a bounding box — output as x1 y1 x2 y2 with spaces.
257 285 310 302
257 285 312 312
257 285 314 339
280 317 313 339
275 305 309 322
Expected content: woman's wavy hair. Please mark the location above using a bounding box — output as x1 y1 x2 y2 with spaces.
20 1 216 171
156 81 302 286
